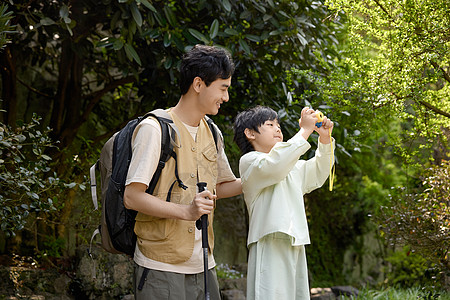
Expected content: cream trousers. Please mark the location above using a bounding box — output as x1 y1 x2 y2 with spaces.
247 232 310 300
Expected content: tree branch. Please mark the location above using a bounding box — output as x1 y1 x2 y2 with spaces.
71 75 137 131
431 61 450 84
393 91 450 119
91 110 142 145
419 100 450 118
372 0 393 21
16 77 52 98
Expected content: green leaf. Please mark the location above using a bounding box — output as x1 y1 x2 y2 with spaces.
40 17 55 26
163 32 171 47
278 10 289 19
164 56 172 69
41 154 52 161
153 11 166 26
163 6 177 27
224 28 238 36
263 14 272 22
297 32 307 46
124 43 142 65
111 10 121 29
239 39 251 55
96 37 114 48
113 38 124 50
269 29 283 36
240 10 251 19
64 182 77 189
222 0 231 12
140 0 157 13
245 34 261 43
188 28 209 44
59 5 69 19
16 134 26 143
210 19 219 39
130 2 143 27
254 3 266 14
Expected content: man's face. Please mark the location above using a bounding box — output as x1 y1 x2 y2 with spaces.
198 77 231 115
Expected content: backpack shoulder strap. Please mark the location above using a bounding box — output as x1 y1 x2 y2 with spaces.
145 109 187 198
204 116 221 151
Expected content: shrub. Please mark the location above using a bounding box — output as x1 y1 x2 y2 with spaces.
0 114 69 238
378 160 450 289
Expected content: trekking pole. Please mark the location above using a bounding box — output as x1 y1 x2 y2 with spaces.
196 182 210 300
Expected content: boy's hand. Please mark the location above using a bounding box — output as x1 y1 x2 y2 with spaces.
298 107 317 140
298 107 317 131
314 113 334 144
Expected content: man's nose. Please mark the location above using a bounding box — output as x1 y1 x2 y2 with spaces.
222 91 229 102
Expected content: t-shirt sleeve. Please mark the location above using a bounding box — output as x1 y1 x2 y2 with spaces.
125 118 162 187
215 128 237 183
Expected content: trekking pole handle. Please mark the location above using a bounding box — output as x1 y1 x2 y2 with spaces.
196 182 210 300
196 182 209 248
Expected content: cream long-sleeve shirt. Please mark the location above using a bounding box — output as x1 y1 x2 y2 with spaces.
239 131 334 247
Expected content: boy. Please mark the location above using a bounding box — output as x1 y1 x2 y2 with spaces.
124 45 242 299
233 105 334 299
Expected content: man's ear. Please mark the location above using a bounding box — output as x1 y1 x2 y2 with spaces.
244 128 255 140
192 76 203 93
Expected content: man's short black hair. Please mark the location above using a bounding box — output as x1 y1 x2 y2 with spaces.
233 106 280 155
179 45 235 95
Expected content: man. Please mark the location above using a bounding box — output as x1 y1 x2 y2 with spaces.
124 44 242 299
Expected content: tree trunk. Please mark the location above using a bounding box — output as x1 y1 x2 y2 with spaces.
0 46 17 127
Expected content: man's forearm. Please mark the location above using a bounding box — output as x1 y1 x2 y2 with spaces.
216 178 242 199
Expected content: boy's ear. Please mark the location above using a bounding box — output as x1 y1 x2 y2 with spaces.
192 76 203 93
244 128 255 140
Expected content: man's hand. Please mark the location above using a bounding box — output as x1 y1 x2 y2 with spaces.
185 190 216 221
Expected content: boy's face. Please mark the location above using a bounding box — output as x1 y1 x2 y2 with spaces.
198 77 231 115
247 119 283 153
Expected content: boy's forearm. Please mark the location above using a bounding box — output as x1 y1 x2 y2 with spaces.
319 134 331 144
300 127 314 141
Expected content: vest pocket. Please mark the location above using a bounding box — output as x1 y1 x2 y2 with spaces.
202 143 218 162
134 193 181 241
135 218 176 241
201 143 218 178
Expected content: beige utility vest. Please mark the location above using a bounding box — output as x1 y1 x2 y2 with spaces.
134 111 218 264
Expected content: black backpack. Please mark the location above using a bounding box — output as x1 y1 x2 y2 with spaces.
89 109 218 257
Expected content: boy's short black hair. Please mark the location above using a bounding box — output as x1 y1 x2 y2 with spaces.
179 45 235 95
233 106 280 155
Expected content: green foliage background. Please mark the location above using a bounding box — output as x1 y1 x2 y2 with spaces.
0 0 449 291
